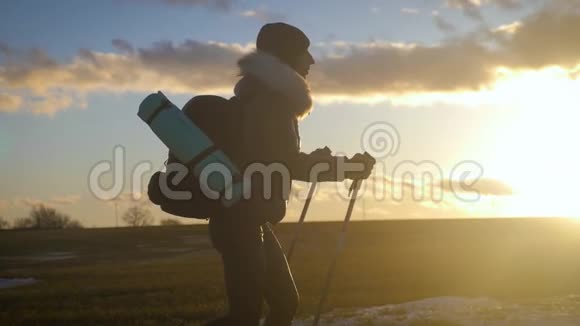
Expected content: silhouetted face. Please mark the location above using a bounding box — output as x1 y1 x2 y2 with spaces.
292 51 315 78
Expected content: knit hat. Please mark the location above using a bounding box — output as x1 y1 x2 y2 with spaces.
256 22 311 65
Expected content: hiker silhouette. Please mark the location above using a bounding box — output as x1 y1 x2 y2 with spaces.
205 23 376 326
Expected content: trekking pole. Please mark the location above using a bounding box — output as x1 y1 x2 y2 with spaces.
312 179 362 326
287 181 317 263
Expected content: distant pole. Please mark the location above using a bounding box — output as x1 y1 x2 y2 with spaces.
115 200 119 228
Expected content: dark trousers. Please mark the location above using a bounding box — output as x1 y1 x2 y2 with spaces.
207 216 299 326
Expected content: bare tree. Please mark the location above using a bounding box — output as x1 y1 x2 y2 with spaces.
64 220 84 229
0 216 9 230
29 205 83 229
122 205 154 227
13 217 34 229
12 205 83 229
160 218 182 226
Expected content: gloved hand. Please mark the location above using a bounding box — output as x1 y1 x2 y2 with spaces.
309 146 332 158
345 152 376 180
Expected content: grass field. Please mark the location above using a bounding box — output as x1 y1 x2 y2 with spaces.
1 218 580 325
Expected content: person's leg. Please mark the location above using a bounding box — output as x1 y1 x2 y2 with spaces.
208 216 266 326
262 223 299 326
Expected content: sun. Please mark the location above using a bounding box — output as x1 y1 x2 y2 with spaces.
486 67 580 217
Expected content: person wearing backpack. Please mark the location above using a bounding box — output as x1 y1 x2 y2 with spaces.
205 23 376 326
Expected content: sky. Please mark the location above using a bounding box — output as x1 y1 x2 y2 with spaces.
1 0 580 227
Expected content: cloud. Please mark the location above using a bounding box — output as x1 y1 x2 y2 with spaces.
111 39 134 54
106 192 154 208
19 198 42 207
312 185 339 202
367 175 513 203
18 194 82 207
501 8 580 69
240 9 257 16
142 0 284 21
50 194 82 205
432 11 457 32
446 0 484 20
366 175 420 200
239 7 285 22
2 1 580 115
401 8 420 15
0 40 250 115
0 199 11 210
312 2 580 96
29 93 81 116
0 93 23 113
445 0 522 20
160 0 234 11
493 0 522 9
290 175 512 219
493 21 522 34
311 40 496 95
441 178 514 196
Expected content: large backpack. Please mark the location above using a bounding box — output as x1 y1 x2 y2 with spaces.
147 95 244 219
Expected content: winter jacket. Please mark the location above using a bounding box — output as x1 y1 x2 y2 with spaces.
225 51 345 224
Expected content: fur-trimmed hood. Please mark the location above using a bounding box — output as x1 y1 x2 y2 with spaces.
235 51 313 119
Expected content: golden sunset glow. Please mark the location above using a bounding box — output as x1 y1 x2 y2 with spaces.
5 2 580 324
3 0 580 225
489 68 580 217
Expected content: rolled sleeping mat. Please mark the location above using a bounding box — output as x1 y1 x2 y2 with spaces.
138 91 242 207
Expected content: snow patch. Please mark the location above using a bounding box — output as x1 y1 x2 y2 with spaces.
0 251 77 262
294 296 580 326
